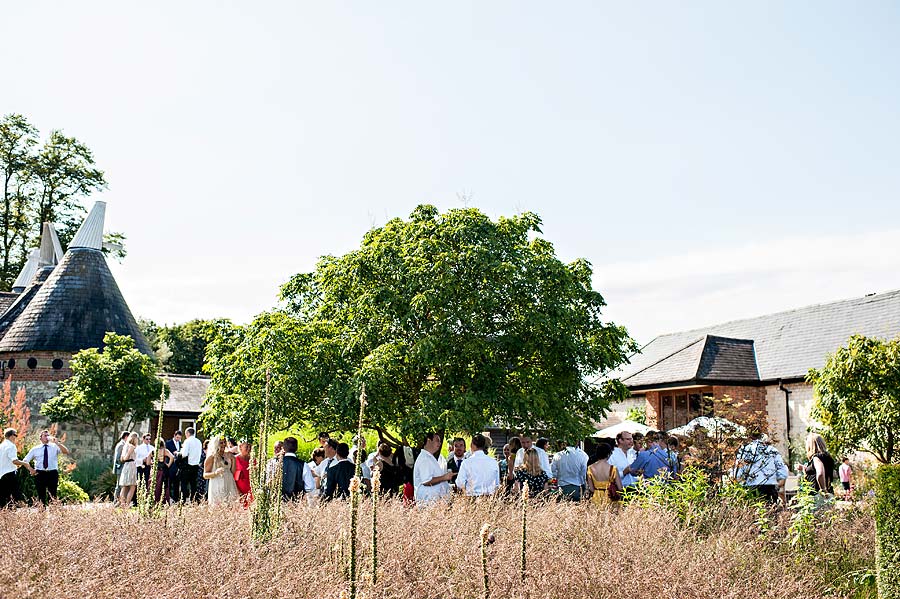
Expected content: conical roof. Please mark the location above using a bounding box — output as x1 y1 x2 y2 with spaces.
0 265 55 340
0 247 152 355
11 223 64 292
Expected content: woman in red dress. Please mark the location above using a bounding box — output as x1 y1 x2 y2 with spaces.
234 441 253 507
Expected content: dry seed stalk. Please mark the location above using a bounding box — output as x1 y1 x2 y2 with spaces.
480 523 491 599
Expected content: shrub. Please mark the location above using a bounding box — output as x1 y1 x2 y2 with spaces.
90 470 118 500
68 456 111 497
875 465 900 599
56 479 89 504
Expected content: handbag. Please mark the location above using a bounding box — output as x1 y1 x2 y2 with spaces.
607 466 622 501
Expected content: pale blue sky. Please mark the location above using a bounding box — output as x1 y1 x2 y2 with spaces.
4 3 899 343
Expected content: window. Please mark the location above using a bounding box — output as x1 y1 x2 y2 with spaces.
178 419 195 433
659 388 714 430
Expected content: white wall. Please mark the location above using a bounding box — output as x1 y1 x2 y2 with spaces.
765 382 818 463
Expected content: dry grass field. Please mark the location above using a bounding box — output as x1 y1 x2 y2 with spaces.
0 497 874 599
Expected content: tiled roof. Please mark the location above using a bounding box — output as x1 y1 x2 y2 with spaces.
0 248 152 355
622 335 759 388
156 374 209 414
0 292 20 316
618 289 900 389
0 266 54 341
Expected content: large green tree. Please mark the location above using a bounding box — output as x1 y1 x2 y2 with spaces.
42 333 169 454
0 114 39 288
0 113 125 290
202 205 636 445
808 334 900 464
138 317 232 374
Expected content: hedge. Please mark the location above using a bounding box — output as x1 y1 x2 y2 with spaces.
876 464 900 599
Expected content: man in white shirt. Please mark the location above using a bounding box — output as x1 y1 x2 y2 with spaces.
733 432 788 504
514 436 553 478
455 434 500 497
608 431 636 488
22 429 69 505
1 428 33 507
134 433 154 491
413 432 454 503
178 427 203 502
552 443 588 500
316 439 338 491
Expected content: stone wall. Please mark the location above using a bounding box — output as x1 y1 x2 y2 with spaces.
5 374 118 459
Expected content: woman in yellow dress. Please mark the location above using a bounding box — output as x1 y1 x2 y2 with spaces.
585 442 622 505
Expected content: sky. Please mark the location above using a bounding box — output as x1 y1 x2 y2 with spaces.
4 2 899 345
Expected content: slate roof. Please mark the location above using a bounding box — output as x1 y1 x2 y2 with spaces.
156 374 209 414
622 335 759 389
0 266 54 341
0 293 20 316
0 248 152 355
618 289 900 389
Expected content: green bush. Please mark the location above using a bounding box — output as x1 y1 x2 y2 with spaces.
90 470 118 500
68 456 116 499
875 464 900 599
57 479 89 504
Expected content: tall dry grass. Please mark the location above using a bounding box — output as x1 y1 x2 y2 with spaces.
0 498 873 599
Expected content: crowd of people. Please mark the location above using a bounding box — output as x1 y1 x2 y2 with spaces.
0 423 848 509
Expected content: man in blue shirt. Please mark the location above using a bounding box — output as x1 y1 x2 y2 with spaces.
551 442 588 501
629 433 678 481
22 429 69 505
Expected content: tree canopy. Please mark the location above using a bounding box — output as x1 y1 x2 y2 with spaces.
808 334 900 464
139 317 232 374
42 333 168 453
0 113 125 291
202 205 636 445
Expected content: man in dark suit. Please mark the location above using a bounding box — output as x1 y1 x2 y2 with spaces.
281 436 312 500
447 437 467 474
323 442 355 500
165 430 182 502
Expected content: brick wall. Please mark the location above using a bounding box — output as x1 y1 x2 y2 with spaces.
645 391 660 428
640 385 766 430
0 351 73 382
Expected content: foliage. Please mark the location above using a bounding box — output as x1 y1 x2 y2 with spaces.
678 395 773 481
626 467 765 534
160 318 231 375
138 400 167 518
875 464 900 599
0 113 124 290
138 317 231 374
625 405 646 425
42 333 168 454
56 479 89 504
808 334 900 464
203 205 636 444
89 470 118 500
0 379 30 451
788 478 818 550
249 376 283 543
67 456 112 499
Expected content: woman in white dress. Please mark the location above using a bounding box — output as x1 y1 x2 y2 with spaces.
118 432 140 508
203 436 238 506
